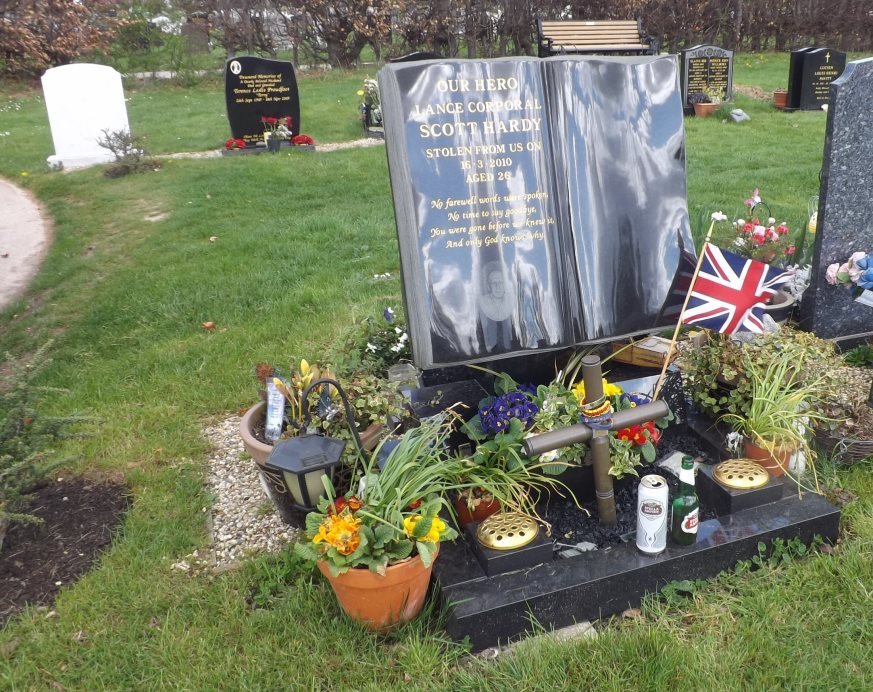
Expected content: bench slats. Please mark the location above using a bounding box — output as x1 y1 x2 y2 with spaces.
537 18 659 57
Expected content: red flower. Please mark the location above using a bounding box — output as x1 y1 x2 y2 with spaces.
742 223 753 234
291 134 314 145
785 244 796 255
265 116 277 125
235 138 246 149
328 497 348 515
285 116 293 128
407 499 422 510
346 496 363 512
225 138 235 149
776 224 790 235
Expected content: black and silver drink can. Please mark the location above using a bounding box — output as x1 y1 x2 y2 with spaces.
636 474 668 555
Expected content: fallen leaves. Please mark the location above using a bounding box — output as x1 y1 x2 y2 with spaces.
201 321 216 332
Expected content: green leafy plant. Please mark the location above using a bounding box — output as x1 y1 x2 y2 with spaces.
843 344 873 368
96 127 158 178
1 344 88 537
294 416 466 576
246 548 315 609
332 307 411 379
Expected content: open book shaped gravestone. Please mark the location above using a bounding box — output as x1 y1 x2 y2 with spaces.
41 64 130 170
379 56 693 369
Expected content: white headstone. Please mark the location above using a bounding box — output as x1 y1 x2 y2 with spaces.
41 63 130 170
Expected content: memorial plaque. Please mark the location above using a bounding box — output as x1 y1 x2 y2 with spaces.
798 58 873 341
681 44 733 111
41 63 130 170
379 56 692 368
787 47 846 111
225 56 300 146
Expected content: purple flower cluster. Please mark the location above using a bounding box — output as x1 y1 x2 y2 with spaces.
620 392 652 409
480 391 539 435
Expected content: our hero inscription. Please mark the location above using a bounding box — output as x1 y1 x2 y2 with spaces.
412 76 553 252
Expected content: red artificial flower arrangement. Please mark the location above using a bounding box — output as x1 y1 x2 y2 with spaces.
291 134 315 146
262 115 293 141
224 138 247 150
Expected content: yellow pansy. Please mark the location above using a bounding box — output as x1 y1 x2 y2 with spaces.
572 378 622 403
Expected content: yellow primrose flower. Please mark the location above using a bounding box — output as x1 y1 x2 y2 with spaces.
572 378 622 403
357 90 365 96
404 515 447 543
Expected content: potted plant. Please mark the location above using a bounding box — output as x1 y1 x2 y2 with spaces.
719 352 828 480
294 416 466 631
689 91 717 118
773 87 789 110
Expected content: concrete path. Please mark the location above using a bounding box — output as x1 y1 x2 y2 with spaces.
0 177 51 311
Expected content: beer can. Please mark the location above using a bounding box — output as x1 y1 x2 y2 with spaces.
636 474 668 555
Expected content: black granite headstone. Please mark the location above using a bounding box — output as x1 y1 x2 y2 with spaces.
224 56 300 146
379 56 692 369
681 44 733 112
799 58 873 341
787 47 846 111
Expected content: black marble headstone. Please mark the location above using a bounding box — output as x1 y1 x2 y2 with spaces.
681 44 733 112
786 47 846 111
798 58 873 341
379 56 692 369
224 56 300 146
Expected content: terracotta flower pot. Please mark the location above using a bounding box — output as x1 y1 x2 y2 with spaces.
773 89 789 110
317 546 438 632
240 401 273 467
693 102 718 118
239 401 306 527
744 439 792 477
453 493 501 529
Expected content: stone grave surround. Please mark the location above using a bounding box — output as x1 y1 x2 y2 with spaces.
799 57 873 341
379 55 693 370
224 56 300 147
41 64 131 170
681 44 733 111
374 54 842 651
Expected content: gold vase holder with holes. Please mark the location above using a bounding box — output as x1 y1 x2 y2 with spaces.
475 512 539 550
713 459 770 489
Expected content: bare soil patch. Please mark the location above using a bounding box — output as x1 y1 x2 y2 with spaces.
0 478 130 625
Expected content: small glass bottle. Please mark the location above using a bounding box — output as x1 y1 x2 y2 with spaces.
671 456 699 546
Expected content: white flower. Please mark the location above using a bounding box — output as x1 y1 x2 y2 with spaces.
768 217 776 225
395 327 402 334
390 343 403 353
540 449 559 464
711 211 727 222
399 332 408 343
366 342 378 353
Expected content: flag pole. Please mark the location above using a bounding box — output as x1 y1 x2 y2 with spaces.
653 222 715 401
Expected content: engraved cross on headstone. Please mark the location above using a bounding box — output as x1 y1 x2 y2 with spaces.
523 355 670 526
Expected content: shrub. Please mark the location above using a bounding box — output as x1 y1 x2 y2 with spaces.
1 343 87 535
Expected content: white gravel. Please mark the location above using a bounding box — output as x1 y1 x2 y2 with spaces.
201 415 297 571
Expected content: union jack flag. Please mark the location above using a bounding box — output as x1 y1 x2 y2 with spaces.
681 243 793 334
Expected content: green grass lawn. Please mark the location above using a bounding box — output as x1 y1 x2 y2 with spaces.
1 52 872 689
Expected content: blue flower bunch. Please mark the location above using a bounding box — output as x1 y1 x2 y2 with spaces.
619 392 652 409
479 391 539 435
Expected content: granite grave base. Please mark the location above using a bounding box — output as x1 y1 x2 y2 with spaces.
221 143 316 156
433 484 840 651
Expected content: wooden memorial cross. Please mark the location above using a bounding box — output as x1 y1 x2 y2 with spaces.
522 354 669 525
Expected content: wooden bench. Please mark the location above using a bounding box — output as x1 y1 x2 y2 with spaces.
537 19 659 58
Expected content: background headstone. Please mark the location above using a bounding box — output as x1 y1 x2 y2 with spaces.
787 47 846 111
681 44 733 111
41 64 130 170
181 16 210 53
799 57 873 341
225 56 300 146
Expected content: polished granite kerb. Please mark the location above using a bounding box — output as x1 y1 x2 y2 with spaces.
433 491 840 651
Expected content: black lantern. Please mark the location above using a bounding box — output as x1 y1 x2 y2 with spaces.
265 434 345 510
263 378 366 512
